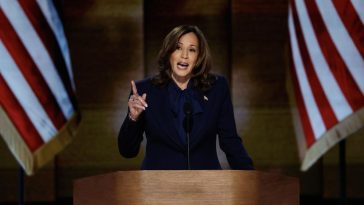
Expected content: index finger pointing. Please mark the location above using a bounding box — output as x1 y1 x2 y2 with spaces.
131 80 138 95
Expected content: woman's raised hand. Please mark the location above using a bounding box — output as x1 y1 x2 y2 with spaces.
128 80 148 121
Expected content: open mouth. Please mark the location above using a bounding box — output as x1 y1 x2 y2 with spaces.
177 62 189 69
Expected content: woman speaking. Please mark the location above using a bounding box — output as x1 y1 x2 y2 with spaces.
118 25 254 170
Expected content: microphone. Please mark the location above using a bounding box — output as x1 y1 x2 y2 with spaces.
183 102 193 170
183 102 193 133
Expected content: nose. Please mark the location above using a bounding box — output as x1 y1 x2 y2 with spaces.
181 49 188 59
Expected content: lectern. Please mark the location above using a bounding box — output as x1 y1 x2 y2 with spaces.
74 170 299 205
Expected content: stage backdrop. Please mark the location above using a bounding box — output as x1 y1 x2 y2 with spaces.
0 0 363 202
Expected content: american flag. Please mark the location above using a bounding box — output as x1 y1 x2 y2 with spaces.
288 0 364 171
0 0 80 175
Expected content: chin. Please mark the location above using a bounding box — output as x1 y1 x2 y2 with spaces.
172 69 192 79
176 71 192 78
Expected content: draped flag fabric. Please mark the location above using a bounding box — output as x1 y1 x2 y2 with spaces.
288 0 364 171
0 0 80 175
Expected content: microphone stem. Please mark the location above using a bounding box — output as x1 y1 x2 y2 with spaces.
184 101 192 170
187 132 190 170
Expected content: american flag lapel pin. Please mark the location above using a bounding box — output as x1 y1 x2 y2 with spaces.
204 95 208 101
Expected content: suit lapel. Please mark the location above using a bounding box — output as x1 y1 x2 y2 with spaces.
190 90 210 146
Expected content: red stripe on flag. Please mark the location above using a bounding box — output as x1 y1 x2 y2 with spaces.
291 1 337 129
305 0 364 111
0 9 67 130
333 0 364 60
289 54 316 148
0 75 44 152
18 0 78 110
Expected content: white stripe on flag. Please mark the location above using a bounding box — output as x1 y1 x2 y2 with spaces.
0 40 56 142
316 0 364 95
351 0 364 25
0 0 74 119
36 0 75 91
295 0 352 121
288 8 326 140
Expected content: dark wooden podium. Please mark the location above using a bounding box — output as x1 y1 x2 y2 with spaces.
74 170 299 205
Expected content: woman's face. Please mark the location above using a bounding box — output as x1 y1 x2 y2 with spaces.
169 32 199 82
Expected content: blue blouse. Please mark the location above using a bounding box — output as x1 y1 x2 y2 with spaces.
167 80 203 144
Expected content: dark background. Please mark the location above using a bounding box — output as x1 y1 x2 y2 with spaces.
0 0 363 203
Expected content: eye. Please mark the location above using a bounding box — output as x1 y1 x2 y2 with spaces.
176 45 182 50
189 48 196 52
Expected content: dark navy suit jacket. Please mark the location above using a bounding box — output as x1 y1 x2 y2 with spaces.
118 75 254 170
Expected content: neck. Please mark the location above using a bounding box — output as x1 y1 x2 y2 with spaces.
171 74 190 90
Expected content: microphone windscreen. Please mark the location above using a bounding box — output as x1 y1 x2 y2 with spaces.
183 102 192 115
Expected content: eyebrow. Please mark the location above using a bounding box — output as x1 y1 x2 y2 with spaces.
177 42 197 47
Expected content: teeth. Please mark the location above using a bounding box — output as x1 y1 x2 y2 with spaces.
177 63 188 69
178 62 188 67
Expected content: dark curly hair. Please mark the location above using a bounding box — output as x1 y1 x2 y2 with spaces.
151 25 216 92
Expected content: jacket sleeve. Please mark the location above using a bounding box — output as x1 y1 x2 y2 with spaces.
217 77 254 170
